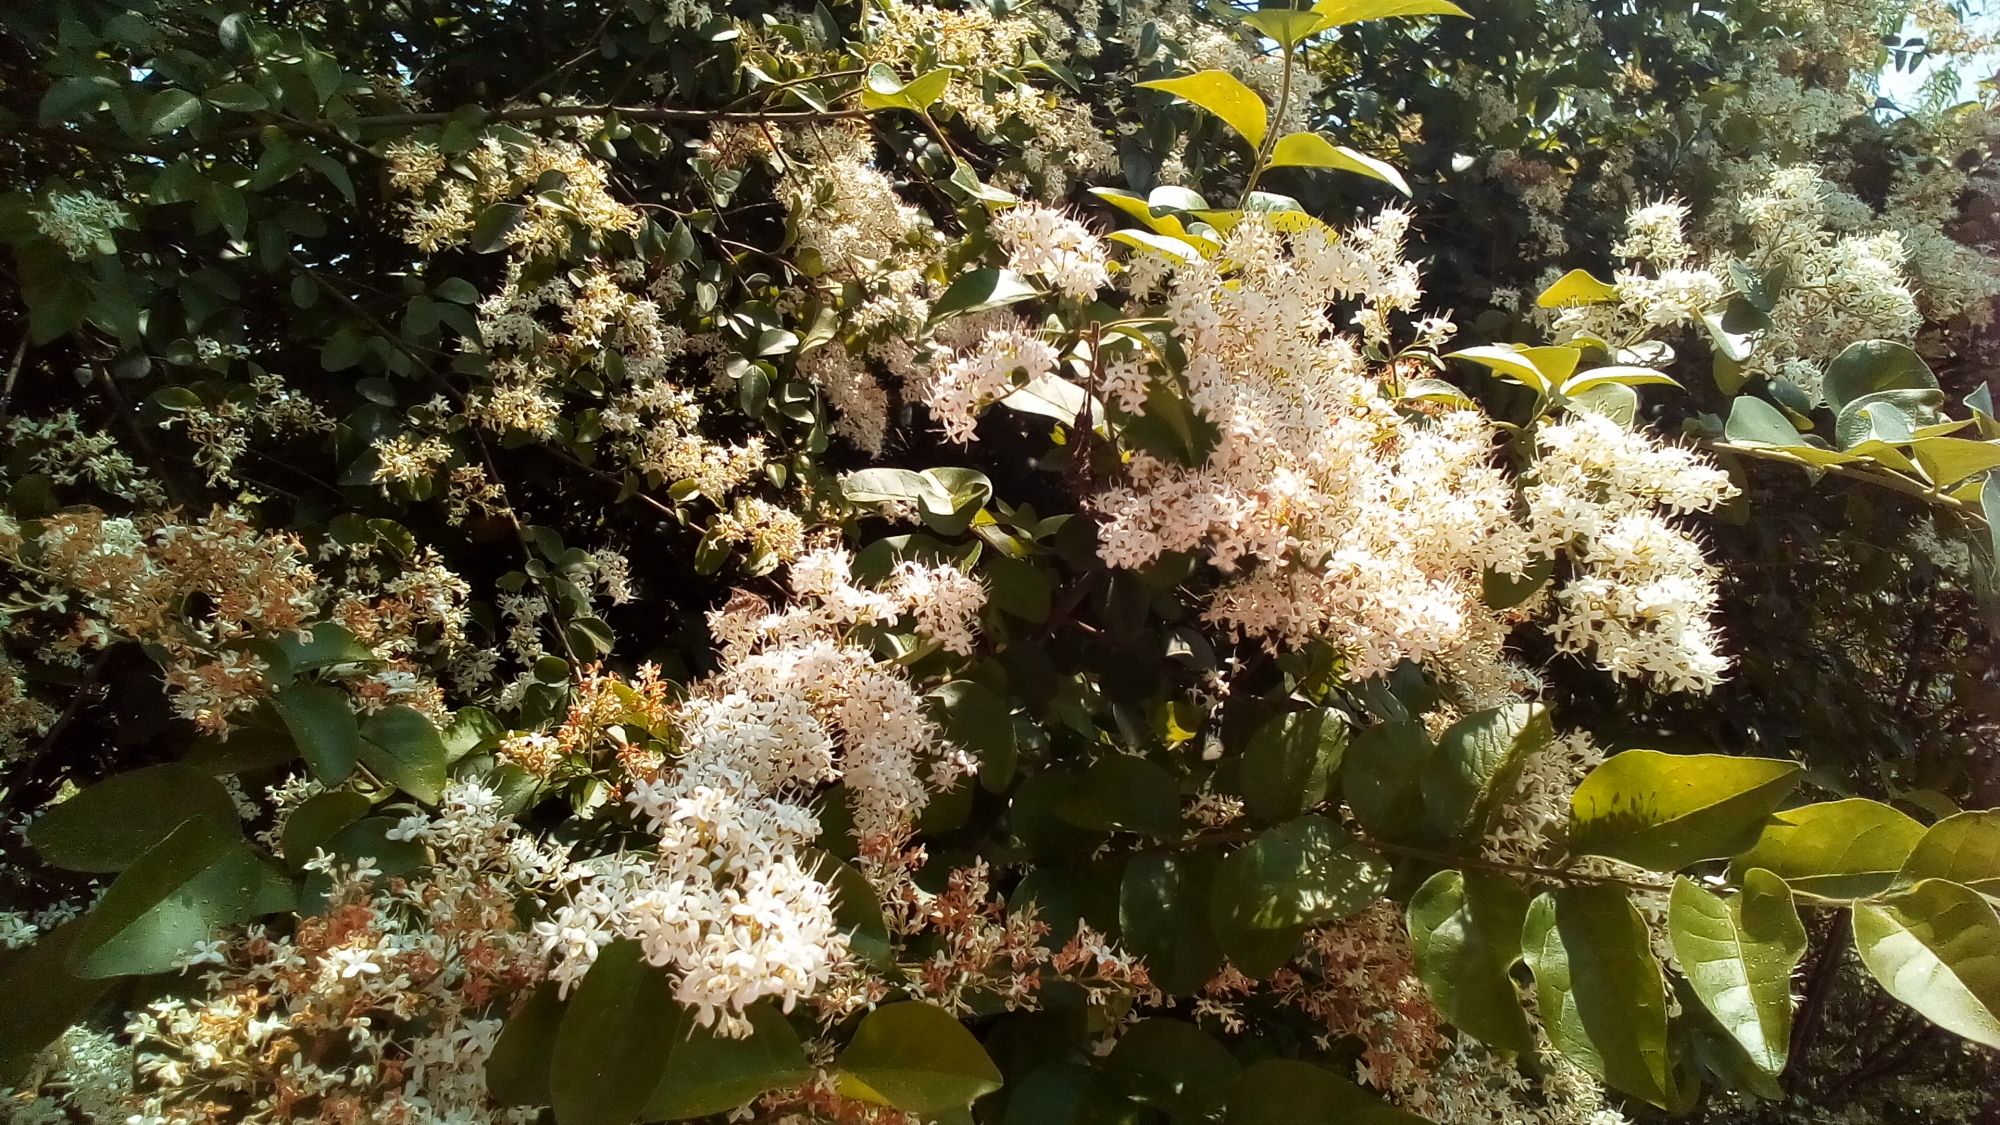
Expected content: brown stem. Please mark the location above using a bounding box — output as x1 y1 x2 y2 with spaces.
31 100 874 158
1787 909 1852 1090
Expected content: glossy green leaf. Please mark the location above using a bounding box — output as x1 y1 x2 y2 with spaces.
357 705 449 804
645 1003 810 1120
859 64 953 112
68 818 295 978
273 621 378 673
1896 811 2000 895
1310 0 1470 27
1120 851 1224 994
1668 871 1805 1074
1342 718 1437 840
1263 133 1410 195
1211 815 1389 942
835 1001 1004 1114
1522 886 1674 1106
1731 798 1926 900
1241 9 1331 47
927 680 1018 792
1537 269 1620 308
929 268 1040 322
1240 707 1346 822
1057 754 1180 837
1821 339 1939 414
279 789 374 863
1138 70 1268 148
1722 396 1807 447
269 681 361 783
1910 436 2000 489
550 940 686 1125
28 764 241 873
1105 1019 1239 1120
1570 750 1802 871
1425 702 1550 840
1852 879 2000 1049
487 982 564 1106
1407 869 1533 1052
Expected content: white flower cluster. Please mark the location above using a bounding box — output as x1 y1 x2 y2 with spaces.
30 191 128 260
992 204 1110 301
537 551 980 1031
921 324 1063 444
1528 412 1737 692
14 783 563 1125
1557 166 1930 405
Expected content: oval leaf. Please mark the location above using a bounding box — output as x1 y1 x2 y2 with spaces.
1852 879 2000 1050
1138 71 1268 148
1408 869 1534 1053
1667 871 1805 1075
28 764 240 873
1569 750 1802 871
1522 886 1674 1106
834 1000 1004 1115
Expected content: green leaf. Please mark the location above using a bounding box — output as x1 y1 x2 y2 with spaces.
1446 345 1570 394
859 64 953 112
1138 70 1268 148
1342 718 1437 840
1211 815 1389 963
269 681 360 783
1263 133 1410 195
274 621 377 673
1057 754 1180 837
357 705 449 804
927 680 1018 793
1722 396 1807 447
488 982 564 1106
0 921 117 1080
550 940 686 1125
1821 339 1938 414
1408 869 1534 1053
1731 799 1926 900
1570 751 1802 871
929 268 1040 322
1240 707 1346 822
1241 9 1332 48
1537 269 1620 308
28 764 241 873
1425 703 1550 840
280 789 373 863
1310 0 1470 28
645 1003 811 1119
834 1001 1004 1114
1896 811 2000 896
1120 852 1225 994
1522 886 1674 1106
68 818 295 978
1910 436 2000 489
1223 1058 1429 1124
1106 1019 1240 1120
471 202 528 253
145 88 202 134
1668 871 1805 1074
1852 879 2000 1049
1559 366 1681 396
206 81 269 112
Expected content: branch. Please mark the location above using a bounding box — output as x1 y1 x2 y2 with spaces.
31 100 874 158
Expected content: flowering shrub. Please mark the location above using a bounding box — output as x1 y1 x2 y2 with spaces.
1 1 1998 1123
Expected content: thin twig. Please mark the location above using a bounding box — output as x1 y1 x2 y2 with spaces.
31 100 875 158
